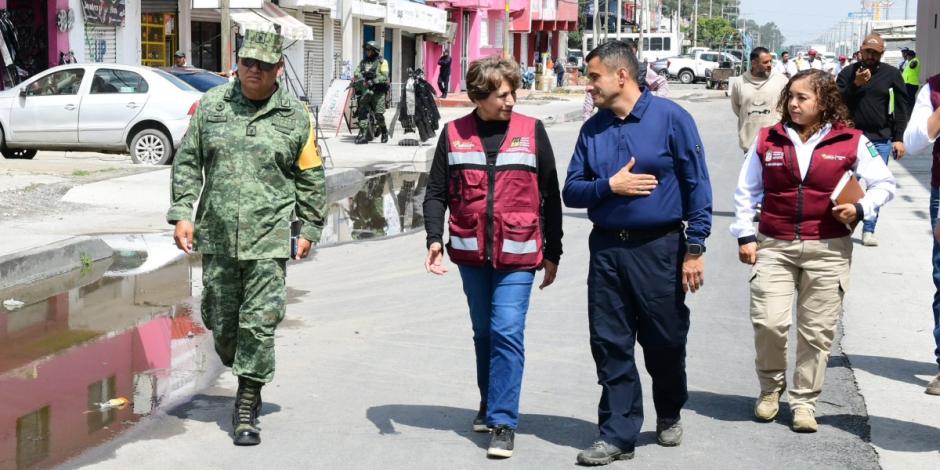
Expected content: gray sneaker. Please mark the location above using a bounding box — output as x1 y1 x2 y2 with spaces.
576 441 634 466
656 418 683 446
926 372 940 395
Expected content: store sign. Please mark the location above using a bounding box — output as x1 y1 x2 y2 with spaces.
81 0 126 27
385 0 446 35
192 0 264 8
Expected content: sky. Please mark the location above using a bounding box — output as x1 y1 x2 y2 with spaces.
738 0 919 45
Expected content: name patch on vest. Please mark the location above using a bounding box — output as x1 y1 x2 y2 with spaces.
765 151 784 163
821 153 847 161
452 140 474 149
508 137 531 149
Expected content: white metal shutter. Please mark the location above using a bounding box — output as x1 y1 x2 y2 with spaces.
141 0 178 12
84 25 118 63
333 20 343 79
304 12 326 106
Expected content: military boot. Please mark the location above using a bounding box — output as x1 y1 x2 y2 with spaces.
232 377 263 446
355 127 369 145
379 124 389 143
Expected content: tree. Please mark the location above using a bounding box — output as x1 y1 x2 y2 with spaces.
696 16 737 49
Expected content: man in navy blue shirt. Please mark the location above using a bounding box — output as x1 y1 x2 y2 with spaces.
563 40 712 466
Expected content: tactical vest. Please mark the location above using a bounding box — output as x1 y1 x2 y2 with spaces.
445 112 543 271
930 75 940 188
756 122 861 241
360 59 388 93
903 57 920 86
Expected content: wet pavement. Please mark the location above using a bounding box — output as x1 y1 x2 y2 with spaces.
0 234 221 470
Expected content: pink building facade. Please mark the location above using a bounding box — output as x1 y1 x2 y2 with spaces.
424 0 578 95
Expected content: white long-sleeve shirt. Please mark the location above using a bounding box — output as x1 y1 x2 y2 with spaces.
903 84 939 155
774 60 798 78
730 124 897 240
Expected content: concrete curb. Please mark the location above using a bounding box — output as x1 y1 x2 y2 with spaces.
0 236 113 290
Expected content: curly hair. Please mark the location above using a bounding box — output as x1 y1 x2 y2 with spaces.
466 56 522 102
777 69 854 137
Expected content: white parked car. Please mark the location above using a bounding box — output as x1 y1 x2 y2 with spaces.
0 63 203 165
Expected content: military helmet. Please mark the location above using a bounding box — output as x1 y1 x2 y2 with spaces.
364 41 379 52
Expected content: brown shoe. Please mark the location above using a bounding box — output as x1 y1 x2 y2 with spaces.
791 408 817 433
754 391 780 421
927 372 940 395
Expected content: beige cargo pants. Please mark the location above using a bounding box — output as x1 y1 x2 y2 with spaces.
749 235 852 411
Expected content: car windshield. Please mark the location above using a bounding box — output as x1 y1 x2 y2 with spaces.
172 71 227 92
150 68 198 91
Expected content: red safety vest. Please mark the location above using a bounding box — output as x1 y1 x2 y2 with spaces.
929 75 940 188
445 112 543 270
756 122 861 240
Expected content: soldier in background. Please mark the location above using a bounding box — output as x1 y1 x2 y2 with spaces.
167 29 327 446
354 41 390 144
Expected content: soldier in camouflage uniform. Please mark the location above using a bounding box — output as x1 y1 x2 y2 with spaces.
167 29 327 446
353 40 390 144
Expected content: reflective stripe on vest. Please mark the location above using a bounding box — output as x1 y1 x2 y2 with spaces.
448 151 487 166
450 236 479 251
502 239 538 254
495 152 537 168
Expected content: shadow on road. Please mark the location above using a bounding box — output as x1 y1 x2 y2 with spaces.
168 394 283 434
366 404 599 450
847 354 938 388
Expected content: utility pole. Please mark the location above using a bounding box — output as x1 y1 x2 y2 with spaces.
504 0 511 59
693 0 698 48
593 0 600 49
617 0 622 40
221 0 231 73
638 0 644 60
709 0 712 17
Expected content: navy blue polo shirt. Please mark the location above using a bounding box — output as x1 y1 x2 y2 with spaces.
562 90 712 246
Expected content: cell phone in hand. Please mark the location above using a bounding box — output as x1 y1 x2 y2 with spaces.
290 220 302 258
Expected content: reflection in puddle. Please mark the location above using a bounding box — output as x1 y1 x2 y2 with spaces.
320 170 428 245
0 234 220 470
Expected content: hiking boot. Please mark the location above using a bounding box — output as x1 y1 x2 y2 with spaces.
576 441 634 466
487 425 514 458
473 403 488 432
862 232 878 246
754 391 780 421
926 372 940 395
379 125 389 143
232 377 263 446
791 408 818 433
656 418 682 446
355 128 369 145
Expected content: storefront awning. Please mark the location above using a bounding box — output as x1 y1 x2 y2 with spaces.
385 0 447 35
231 2 314 41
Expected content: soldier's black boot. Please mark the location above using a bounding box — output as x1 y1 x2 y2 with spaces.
355 127 369 145
379 124 389 143
232 377 263 446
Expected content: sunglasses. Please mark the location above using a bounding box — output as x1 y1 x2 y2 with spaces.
240 57 278 72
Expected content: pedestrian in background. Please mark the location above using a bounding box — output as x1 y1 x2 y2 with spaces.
423 56 563 459
168 29 328 446
732 69 895 433
173 50 187 68
775 51 798 79
832 55 848 78
554 57 566 88
438 48 452 99
798 49 824 72
902 72 940 396
730 47 789 153
900 48 920 111
564 40 712 466
836 33 909 246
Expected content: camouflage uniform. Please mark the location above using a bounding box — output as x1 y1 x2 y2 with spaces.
353 42 390 143
167 30 327 385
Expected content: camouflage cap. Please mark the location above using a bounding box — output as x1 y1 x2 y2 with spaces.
238 29 283 64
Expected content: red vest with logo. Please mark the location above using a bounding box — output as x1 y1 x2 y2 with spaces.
756 122 861 240
445 112 543 270
929 75 940 188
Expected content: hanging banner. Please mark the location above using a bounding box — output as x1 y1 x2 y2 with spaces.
81 0 127 27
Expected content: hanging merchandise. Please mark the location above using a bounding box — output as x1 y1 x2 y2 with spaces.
9 0 48 79
0 10 20 88
396 68 440 143
57 9 75 32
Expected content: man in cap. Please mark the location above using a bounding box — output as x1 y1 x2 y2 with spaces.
174 50 187 68
901 48 920 110
167 29 327 446
837 33 910 246
353 40 390 144
798 49 824 71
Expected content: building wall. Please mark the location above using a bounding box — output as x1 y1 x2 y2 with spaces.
916 0 939 79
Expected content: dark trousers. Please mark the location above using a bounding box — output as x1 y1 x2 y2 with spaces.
907 84 919 111
587 228 690 451
929 187 940 367
438 73 450 98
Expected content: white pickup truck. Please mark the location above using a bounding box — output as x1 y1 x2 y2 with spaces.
666 50 740 84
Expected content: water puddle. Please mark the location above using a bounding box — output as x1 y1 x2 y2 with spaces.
320 169 428 245
0 234 220 470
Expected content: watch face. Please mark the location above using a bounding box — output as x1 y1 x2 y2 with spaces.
687 244 704 255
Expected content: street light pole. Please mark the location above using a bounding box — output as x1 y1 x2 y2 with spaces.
693 0 698 48
504 0 511 59
221 0 231 73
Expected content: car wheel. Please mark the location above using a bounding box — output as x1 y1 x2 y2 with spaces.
1 148 37 159
678 70 694 84
130 128 172 165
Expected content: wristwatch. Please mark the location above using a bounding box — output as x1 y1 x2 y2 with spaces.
687 243 706 255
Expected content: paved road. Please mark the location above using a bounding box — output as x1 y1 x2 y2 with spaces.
66 94 925 469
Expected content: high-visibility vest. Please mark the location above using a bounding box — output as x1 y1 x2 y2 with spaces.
903 57 920 86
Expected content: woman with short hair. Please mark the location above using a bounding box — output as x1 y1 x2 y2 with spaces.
423 56 563 458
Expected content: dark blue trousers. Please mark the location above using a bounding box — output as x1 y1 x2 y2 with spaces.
587 229 691 451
